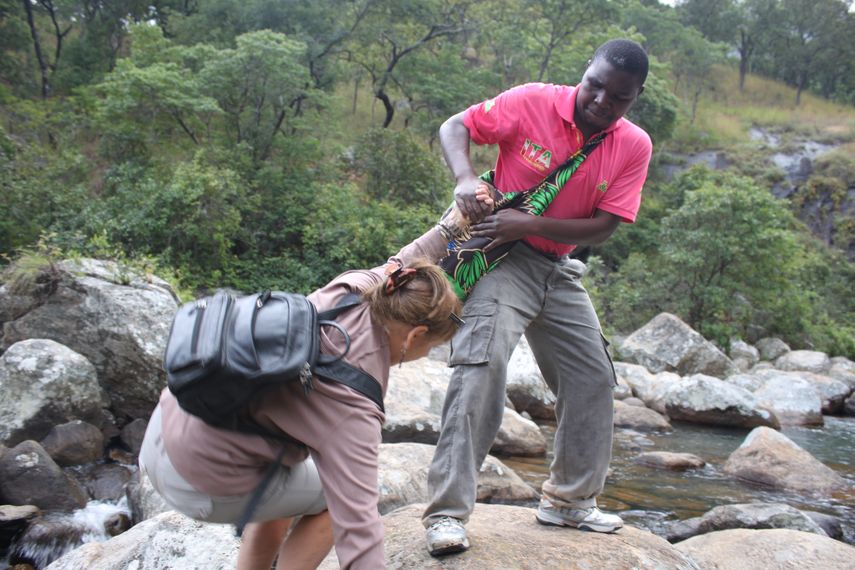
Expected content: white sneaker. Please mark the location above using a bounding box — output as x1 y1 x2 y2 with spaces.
535 498 623 533
425 516 469 556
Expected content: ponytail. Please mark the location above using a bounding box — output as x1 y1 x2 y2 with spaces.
364 259 463 342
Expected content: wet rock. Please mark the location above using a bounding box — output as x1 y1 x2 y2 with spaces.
506 337 555 419
10 514 87 569
0 441 87 511
845 393 855 416
614 400 672 432
662 374 779 429
80 463 133 502
729 339 759 372
39 421 104 467
635 452 705 471
319 503 700 569
0 340 103 447
620 313 736 378
774 349 831 374
383 402 441 444
755 337 790 361
0 505 40 553
0 258 179 420
119 419 148 457
675 528 854 569
377 443 536 514
665 503 826 543
723 427 849 494
752 373 824 426
44 511 239 570
804 510 847 541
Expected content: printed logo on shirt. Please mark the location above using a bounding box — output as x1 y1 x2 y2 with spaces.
520 139 552 171
597 179 608 192
484 99 496 113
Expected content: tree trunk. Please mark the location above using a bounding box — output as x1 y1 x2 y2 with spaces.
22 0 50 98
376 89 394 128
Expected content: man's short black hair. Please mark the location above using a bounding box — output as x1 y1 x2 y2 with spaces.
592 39 649 86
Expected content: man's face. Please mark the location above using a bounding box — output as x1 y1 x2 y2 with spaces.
575 57 644 135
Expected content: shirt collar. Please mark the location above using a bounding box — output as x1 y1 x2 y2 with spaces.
557 84 623 136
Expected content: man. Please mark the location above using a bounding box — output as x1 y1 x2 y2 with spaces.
423 38 652 556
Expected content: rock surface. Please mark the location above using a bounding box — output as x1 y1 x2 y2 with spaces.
0 339 103 446
664 502 827 542
751 373 824 426
44 511 239 570
619 313 736 378
613 400 672 431
39 420 104 466
506 337 556 419
723 427 849 495
662 374 779 429
635 451 705 471
0 258 178 420
755 337 790 361
320 503 700 569
675 528 854 569
0 441 87 511
377 443 537 515
774 350 831 374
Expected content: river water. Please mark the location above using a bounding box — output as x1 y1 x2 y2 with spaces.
503 417 855 538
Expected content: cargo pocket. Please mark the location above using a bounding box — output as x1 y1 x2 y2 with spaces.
448 299 498 366
600 333 618 387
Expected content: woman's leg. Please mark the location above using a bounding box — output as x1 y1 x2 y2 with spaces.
237 519 292 570
276 511 334 570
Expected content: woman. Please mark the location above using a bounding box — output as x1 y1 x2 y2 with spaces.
139 239 464 570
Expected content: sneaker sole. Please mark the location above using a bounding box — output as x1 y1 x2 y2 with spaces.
535 511 622 534
428 539 470 557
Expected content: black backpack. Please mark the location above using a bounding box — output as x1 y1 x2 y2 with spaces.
164 289 384 437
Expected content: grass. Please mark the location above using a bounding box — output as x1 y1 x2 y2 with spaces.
667 65 855 152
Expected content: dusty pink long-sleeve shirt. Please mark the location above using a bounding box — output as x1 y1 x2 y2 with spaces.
160 229 448 569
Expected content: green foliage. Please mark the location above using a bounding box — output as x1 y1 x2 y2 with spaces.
351 128 452 209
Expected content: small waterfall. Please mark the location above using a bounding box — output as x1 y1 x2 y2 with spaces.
8 498 131 569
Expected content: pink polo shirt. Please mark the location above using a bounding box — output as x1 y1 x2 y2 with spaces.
463 82 652 257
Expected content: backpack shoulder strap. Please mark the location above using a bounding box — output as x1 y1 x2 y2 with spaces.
313 292 384 412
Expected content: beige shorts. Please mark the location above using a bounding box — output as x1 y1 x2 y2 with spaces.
139 405 326 524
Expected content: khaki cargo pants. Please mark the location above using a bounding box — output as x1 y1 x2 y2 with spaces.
423 242 616 525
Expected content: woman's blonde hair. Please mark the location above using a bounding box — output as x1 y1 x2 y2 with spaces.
364 259 463 342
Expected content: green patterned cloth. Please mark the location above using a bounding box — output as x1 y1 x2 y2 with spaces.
440 132 606 299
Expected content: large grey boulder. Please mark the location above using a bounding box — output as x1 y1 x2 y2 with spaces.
377 443 536 514
0 258 179 420
0 440 87 510
664 502 827 542
0 339 104 446
675 528 854 570
828 356 855 389
45 510 239 570
661 374 779 429
755 337 790 361
320 503 700 569
620 313 736 378
729 339 759 372
755 368 850 415
384 359 546 457
615 362 681 414
752 373 824 426
723 427 849 494
774 349 831 374
506 337 556 419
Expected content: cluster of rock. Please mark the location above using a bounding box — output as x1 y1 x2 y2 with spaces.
1 259 853 569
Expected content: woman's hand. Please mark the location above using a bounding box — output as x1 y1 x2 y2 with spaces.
454 179 496 223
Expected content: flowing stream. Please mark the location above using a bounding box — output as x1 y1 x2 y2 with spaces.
503 416 855 539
